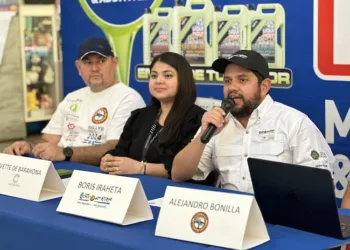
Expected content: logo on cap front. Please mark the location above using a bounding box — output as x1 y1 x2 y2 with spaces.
231 54 248 59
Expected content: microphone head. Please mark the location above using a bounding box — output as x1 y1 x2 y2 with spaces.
221 98 236 111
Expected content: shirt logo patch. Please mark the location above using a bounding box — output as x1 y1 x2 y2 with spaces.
66 114 79 123
92 107 108 124
65 131 79 143
258 129 275 141
311 150 320 160
82 133 103 145
69 104 79 112
67 123 75 130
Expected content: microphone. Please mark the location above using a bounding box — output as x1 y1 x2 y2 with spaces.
200 98 235 144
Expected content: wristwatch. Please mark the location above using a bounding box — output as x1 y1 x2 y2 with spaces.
63 147 73 161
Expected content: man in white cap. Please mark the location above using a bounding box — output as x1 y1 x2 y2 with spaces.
4 37 145 166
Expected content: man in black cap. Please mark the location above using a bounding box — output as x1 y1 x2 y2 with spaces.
172 50 334 193
4 37 145 166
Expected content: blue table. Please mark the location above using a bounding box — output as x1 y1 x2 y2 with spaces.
0 161 349 250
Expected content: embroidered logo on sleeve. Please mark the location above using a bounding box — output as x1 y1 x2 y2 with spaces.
92 107 108 124
310 150 320 160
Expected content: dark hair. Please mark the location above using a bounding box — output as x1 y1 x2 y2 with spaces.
149 52 197 148
252 70 264 84
252 69 269 94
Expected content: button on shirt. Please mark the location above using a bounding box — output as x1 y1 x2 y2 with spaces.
192 95 335 193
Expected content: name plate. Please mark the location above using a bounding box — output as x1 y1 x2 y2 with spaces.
155 186 269 250
57 170 153 225
0 153 65 201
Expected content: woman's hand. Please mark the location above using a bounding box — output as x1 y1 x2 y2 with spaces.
100 154 142 175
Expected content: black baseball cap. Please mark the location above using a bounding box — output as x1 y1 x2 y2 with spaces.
78 37 114 59
212 50 270 79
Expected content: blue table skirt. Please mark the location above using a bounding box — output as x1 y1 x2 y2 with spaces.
0 161 349 250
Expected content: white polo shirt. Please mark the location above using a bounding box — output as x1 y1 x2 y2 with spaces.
42 83 145 147
192 95 335 193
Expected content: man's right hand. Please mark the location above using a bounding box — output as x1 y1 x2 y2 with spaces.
3 141 32 156
200 107 229 137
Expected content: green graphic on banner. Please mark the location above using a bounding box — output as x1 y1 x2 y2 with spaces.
79 0 163 85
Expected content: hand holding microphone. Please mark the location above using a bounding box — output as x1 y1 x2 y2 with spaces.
200 98 235 144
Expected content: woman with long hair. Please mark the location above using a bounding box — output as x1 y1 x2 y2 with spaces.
100 52 205 178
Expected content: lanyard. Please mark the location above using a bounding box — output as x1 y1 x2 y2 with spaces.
142 110 163 163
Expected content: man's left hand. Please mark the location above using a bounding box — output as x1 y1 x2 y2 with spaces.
32 143 65 161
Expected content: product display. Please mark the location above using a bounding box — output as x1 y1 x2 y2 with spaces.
170 0 214 66
142 2 285 68
249 4 285 68
24 16 55 118
212 4 250 60
20 4 60 122
143 7 172 65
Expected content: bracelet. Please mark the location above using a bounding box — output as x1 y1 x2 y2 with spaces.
141 161 147 175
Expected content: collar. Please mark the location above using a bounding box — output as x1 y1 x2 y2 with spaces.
250 94 274 120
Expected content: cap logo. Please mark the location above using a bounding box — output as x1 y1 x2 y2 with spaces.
230 54 248 59
97 44 103 49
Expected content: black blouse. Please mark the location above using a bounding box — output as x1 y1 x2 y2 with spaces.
106 104 205 177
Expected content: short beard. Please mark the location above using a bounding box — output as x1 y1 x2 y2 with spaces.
230 87 262 118
88 77 106 92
